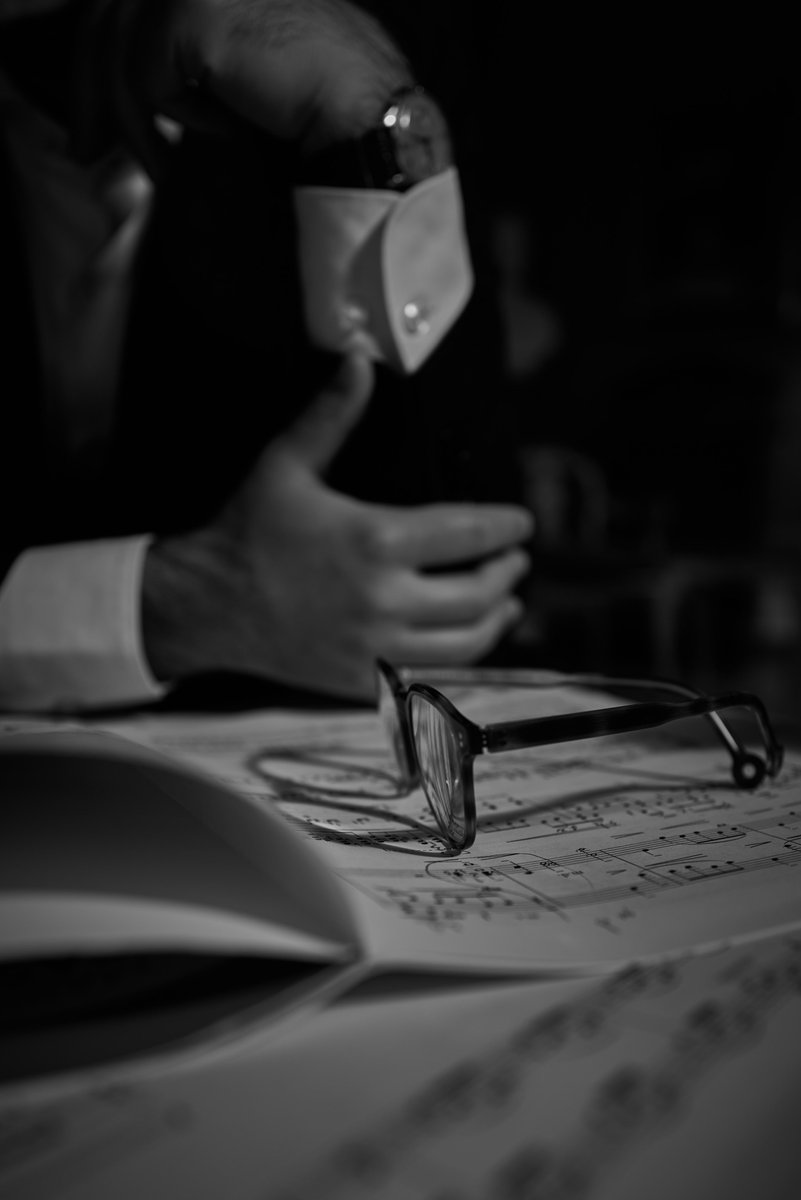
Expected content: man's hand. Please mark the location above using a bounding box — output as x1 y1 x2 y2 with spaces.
143 355 534 701
118 0 413 171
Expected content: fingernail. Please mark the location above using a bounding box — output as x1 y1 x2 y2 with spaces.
513 510 535 540
513 549 531 577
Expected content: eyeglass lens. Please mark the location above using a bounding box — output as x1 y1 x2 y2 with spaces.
409 692 468 847
377 667 415 785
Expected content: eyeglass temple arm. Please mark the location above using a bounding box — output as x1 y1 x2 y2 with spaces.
557 676 781 777
392 664 755 766
482 693 784 788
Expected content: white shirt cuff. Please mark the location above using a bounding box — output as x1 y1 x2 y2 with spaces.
294 167 473 373
0 536 166 712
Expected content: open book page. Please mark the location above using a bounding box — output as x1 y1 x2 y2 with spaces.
92 680 801 974
3 930 800 1200
0 731 359 965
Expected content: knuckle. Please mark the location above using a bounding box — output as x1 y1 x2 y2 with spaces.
354 517 400 564
370 573 408 620
456 510 492 555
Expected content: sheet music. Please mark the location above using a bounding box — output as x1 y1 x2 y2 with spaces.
268 933 801 1200
92 682 801 972
4 932 801 1200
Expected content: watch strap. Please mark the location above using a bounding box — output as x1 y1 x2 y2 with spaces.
296 86 452 192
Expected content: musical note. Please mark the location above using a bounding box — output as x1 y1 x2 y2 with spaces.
92 696 801 971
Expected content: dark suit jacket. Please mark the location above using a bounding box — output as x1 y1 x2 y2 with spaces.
0 1 522 577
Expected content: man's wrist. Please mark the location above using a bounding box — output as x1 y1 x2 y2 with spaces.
142 534 203 683
296 86 453 191
141 528 244 683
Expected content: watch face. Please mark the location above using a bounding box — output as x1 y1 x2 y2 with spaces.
384 90 453 186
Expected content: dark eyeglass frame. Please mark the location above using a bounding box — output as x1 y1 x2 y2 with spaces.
376 659 785 853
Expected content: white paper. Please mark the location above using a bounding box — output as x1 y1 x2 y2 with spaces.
92 682 801 973
0 730 358 963
4 931 801 1200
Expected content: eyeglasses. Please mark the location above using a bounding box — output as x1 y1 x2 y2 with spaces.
375 659 784 854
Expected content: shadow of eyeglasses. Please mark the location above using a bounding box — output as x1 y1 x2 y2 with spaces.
249 748 406 800
247 749 458 857
248 747 741 858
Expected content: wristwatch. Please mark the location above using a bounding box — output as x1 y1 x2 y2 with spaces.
296 86 454 191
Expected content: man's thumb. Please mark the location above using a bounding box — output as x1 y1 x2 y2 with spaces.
277 353 375 473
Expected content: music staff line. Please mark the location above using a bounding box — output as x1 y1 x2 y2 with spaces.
370 850 801 920
343 818 801 923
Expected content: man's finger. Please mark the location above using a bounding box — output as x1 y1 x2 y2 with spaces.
202 1 411 146
378 504 534 567
384 550 531 625
390 596 525 664
271 354 374 473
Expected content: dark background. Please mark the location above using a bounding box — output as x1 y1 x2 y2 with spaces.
471 15 801 740
4 4 800 737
